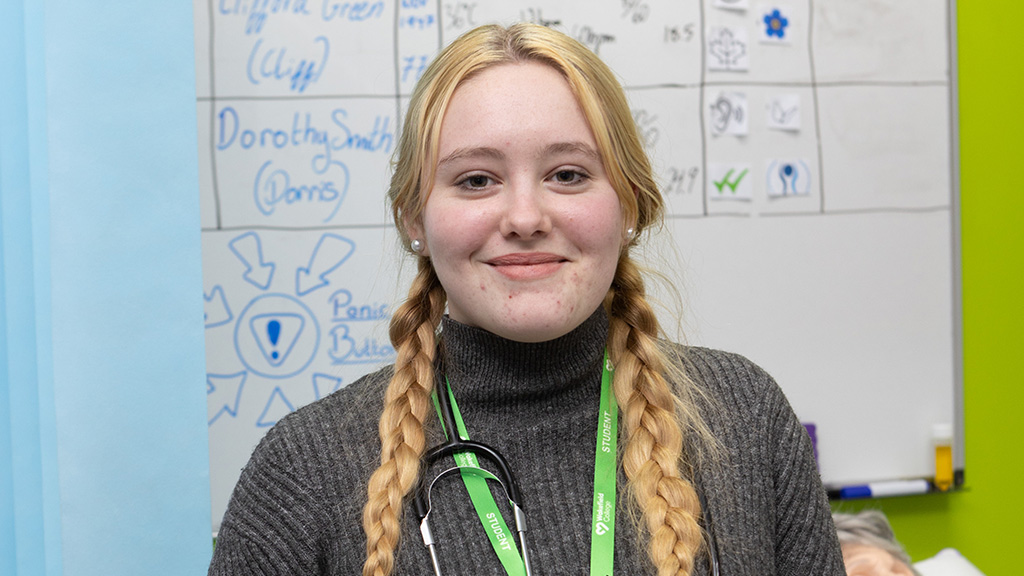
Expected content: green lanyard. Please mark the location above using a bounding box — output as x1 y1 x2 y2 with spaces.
590 351 618 575
432 350 618 576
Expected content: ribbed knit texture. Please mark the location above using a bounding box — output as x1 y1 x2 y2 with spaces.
209 309 845 575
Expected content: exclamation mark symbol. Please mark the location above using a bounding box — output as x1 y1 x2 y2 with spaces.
267 320 281 361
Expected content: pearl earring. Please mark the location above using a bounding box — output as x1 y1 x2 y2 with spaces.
625 227 636 241
411 239 423 253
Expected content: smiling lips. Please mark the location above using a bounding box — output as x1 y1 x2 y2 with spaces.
486 252 567 280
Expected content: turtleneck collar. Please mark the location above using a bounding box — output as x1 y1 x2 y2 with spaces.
437 307 609 406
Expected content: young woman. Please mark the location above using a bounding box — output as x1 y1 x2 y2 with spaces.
209 23 844 576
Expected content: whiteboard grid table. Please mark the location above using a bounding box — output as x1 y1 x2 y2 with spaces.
194 0 961 532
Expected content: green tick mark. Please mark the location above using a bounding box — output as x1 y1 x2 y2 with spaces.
713 168 749 194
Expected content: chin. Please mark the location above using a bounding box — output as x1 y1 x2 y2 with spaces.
488 306 592 343
493 325 567 343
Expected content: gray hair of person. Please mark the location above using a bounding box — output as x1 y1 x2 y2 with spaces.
833 510 922 576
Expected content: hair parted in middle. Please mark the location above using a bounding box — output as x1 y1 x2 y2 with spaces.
363 22 714 576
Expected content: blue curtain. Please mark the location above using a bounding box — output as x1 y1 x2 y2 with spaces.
0 1 211 574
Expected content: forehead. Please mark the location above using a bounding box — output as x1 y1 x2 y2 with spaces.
841 544 913 574
438 61 596 154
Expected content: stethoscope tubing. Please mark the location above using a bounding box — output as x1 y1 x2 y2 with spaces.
412 377 534 576
413 372 718 576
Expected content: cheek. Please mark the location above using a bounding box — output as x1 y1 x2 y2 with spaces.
576 213 625 261
578 194 625 239
423 206 490 265
423 205 461 247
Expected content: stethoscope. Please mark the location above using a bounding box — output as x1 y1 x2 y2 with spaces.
411 374 534 576
410 373 721 576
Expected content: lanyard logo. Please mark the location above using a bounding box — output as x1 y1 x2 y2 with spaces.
595 522 609 536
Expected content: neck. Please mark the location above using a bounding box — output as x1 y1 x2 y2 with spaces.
438 307 609 406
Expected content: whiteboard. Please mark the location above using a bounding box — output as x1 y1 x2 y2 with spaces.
194 0 960 531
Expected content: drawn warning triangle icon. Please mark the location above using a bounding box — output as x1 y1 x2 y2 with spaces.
249 312 305 367
257 387 295 428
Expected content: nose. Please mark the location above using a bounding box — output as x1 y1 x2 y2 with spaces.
499 179 551 239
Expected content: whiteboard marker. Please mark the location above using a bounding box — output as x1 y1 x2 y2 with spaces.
933 423 954 491
838 479 931 499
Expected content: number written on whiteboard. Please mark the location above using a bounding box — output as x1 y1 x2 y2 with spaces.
664 24 696 43
621 0 650 24
572 25 616 55
444 2 477 29
664 167 701 196
399 13 435 30
401 55 430 83
520 7 561 27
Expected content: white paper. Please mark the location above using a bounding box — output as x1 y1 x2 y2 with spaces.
708 163 753 200
712 0 749 11
707 26 750 71
709 92 749 136
759 5 794 45
766 93 801 131
765 159 812 197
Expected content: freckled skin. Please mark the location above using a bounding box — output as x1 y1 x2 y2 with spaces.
409 62 626 343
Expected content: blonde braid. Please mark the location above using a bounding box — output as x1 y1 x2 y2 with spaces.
608 256 705 576
362 259 445 576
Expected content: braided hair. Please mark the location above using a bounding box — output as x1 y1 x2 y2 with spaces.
363 22 714 576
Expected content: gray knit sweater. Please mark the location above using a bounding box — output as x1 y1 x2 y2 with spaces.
209 310 845 575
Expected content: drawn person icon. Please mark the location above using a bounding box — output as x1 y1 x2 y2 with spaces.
780 163 797 195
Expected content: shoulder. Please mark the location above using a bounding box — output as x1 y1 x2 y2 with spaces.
662 343 805 456
664 346 844 573
276 363 393 429
213 365 394 567
257 364 393 458
231 364 393 502
667 344 785 409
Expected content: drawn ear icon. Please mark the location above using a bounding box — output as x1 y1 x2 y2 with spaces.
712 98 733 132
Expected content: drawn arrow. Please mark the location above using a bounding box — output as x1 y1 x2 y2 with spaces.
312 373 343 400
207 371 247 425
229 232 275 290
204 285 233 328
295 233 356 296
257 387 295 428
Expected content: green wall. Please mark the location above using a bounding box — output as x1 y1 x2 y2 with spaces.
830 3 1024 574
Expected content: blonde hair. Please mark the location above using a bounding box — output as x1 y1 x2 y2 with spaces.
364 22 712 576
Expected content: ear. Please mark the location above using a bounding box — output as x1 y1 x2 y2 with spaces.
627 185 641 232
403 214 430 257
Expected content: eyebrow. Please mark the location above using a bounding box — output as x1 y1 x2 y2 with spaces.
436 141 601 170
541 141 601 162
436 147 505 170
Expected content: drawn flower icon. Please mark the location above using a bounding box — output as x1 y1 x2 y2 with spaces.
764 9 789 39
